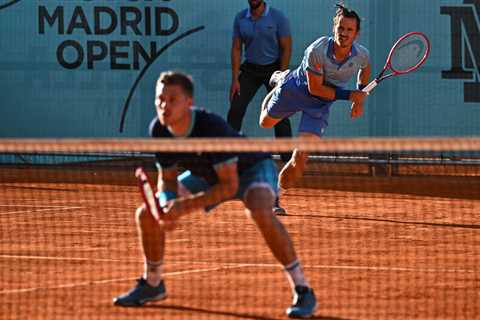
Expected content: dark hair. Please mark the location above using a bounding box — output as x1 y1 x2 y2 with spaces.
157 71 194 97
333 3 361 31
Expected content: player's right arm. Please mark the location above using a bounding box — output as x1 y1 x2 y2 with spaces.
306 68 366 105
350 62 372 118
304 42 366 104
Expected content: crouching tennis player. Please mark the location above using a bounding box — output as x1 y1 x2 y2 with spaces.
113 71 317 318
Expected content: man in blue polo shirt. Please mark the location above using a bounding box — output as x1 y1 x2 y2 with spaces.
229 0 293 215
228 0 292 157
260 4 371 190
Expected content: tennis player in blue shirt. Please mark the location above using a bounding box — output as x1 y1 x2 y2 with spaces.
113 71 317 318
260 4 371 190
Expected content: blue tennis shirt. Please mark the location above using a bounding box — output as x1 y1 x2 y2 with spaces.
297 36 370 89
232 3 290 65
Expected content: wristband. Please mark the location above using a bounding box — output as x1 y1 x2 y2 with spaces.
357 83 367 91
335 87 352 100
157 190 177 207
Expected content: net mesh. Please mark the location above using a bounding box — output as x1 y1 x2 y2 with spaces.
1 138 479 320
390 33 429 73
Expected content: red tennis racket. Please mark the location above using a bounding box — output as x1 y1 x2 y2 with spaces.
363 32 430 94
135 167 163 222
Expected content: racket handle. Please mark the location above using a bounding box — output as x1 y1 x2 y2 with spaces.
362 80 378 94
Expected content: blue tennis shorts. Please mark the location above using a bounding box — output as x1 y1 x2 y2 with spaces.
178 158 278 212
266 74 333 137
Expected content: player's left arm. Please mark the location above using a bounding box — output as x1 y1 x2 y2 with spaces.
163 161 239 218
351 63 372 119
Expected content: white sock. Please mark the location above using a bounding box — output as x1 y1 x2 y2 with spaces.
284 260 309 291
144 259 163 287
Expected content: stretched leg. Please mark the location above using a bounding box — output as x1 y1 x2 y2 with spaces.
262 80 293 162
278 133 318 189
244 186 296 265
259 88 284 129
243 185 317 317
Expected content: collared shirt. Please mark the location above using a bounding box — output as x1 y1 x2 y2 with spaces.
297 36 370 88
232 3 290 65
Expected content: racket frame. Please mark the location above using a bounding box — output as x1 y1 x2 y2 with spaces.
363 31 430 94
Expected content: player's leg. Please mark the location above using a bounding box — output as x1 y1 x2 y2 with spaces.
259 74 298 129
227 69 263 132
259 88 284 128
240 159 317 318
113 204 167 307
278 110 329 190
278 133 316 189
244 182 296 264
262 77 293 162
258 86 293 214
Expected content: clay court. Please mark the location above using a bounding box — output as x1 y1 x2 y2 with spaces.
1 162 479 320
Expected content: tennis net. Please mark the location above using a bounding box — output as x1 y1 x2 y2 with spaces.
1 138 479 320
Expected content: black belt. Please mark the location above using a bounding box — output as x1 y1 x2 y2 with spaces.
241 61 280 74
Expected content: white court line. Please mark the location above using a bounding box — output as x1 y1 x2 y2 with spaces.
0 206 82 215
1 254 476 274
0 254 135 263
0 204 75 208
0 264 250 295
226 262 478 274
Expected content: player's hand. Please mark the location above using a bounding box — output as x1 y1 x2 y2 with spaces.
350 90 367 105
230 80 241 101
159 200 182 230
350 102 364 119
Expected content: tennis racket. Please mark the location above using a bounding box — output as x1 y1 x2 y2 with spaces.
135 167 163 222
362 32 430 94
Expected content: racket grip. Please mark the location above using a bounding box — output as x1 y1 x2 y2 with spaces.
362 80 378 94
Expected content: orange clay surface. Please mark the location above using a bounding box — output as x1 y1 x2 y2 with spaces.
1 166 479 320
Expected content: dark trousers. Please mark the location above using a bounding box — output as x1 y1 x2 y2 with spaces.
227 62 292 161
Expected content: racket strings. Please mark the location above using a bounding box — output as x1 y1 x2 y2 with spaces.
390 34 429 73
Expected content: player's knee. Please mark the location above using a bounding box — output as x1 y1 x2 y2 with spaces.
244 185 275 213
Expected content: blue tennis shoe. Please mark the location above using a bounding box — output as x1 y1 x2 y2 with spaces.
286 285 317 318
113 278 167 307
